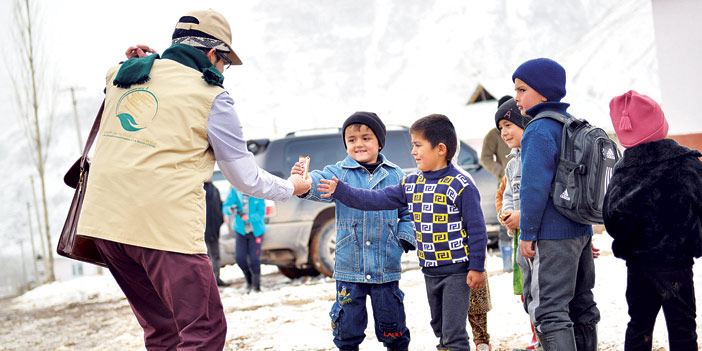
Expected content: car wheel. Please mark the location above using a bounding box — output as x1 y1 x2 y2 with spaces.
309 218 336 277
277 266 319 279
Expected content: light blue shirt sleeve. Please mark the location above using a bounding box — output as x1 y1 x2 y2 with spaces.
207 92 293 201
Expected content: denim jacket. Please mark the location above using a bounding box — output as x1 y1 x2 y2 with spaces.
301 154 415 283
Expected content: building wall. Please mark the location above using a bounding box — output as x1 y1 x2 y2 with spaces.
669 133 702 153
651 0 702 135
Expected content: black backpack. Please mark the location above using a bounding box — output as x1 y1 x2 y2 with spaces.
528 111 621 225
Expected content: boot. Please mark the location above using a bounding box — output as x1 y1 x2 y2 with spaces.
574 324 598 351
252 273 261 292
522 322 540 350
242 270 253 292
537 328 576 351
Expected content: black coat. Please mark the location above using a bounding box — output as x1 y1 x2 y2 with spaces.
603 139 702 269
204 182 224 242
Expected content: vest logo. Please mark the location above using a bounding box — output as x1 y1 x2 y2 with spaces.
560 189 571 201
604 148 616 160
115 88 159 132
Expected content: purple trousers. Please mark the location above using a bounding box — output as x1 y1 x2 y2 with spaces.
94 238 227 351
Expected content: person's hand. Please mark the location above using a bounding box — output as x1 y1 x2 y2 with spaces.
520 239 535 258
241 214 249 221
504 210 520 230
290 161 304 177
289 174 311 196
125 45 158 59
318 177 339 198
591 243 600 259
498 211 510 226
466 270 485 289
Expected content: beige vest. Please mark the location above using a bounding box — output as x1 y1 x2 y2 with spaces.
78 60 224 254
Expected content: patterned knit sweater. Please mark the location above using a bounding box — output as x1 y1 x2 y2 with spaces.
332 163 488 272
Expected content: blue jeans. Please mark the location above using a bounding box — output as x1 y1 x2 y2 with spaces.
330 280 410 350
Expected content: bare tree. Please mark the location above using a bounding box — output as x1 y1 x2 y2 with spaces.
9 0 56 282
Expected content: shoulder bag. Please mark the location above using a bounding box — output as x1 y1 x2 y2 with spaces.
57 98 107 267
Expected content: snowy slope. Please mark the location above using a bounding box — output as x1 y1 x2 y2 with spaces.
3 234 700 350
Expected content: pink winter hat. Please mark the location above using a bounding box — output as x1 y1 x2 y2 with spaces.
609 90 669 148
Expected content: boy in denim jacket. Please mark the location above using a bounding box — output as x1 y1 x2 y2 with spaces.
291 111 415 351
318 114 488 351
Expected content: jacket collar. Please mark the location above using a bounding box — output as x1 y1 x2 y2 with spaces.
506 147 520 159
526 101 571 118
618 138 702 168
113 44 224 89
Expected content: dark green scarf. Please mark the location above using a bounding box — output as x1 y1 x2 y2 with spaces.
113 44 224 89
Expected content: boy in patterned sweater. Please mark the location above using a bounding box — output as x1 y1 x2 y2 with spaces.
319 114 488 351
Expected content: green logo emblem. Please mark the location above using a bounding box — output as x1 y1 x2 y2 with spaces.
115 88 158 132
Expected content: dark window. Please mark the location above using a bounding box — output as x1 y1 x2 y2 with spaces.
456 142 478 166
381 131 414 169
283 136 347 172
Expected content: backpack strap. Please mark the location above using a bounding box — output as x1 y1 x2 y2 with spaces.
527 110 569 125
527 110 583 170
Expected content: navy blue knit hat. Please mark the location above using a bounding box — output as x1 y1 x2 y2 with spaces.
512 58 566 102
342 111 386 149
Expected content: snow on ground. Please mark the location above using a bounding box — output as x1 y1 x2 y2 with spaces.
1 233 701 350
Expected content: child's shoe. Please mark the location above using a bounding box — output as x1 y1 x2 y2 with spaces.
476 343 492 351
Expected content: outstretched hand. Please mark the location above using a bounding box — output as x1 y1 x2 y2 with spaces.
125 45 158 59
318 177 339 198
288 174 312 196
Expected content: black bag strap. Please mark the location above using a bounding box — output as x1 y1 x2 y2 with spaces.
64 98 105 189
528 110 569 126
527 110 583 170
80 98 106 168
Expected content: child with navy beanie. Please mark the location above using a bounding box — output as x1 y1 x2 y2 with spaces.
512 58 600 351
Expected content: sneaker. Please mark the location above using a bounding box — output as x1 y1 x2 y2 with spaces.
216 279 231 287
476 343 491 351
